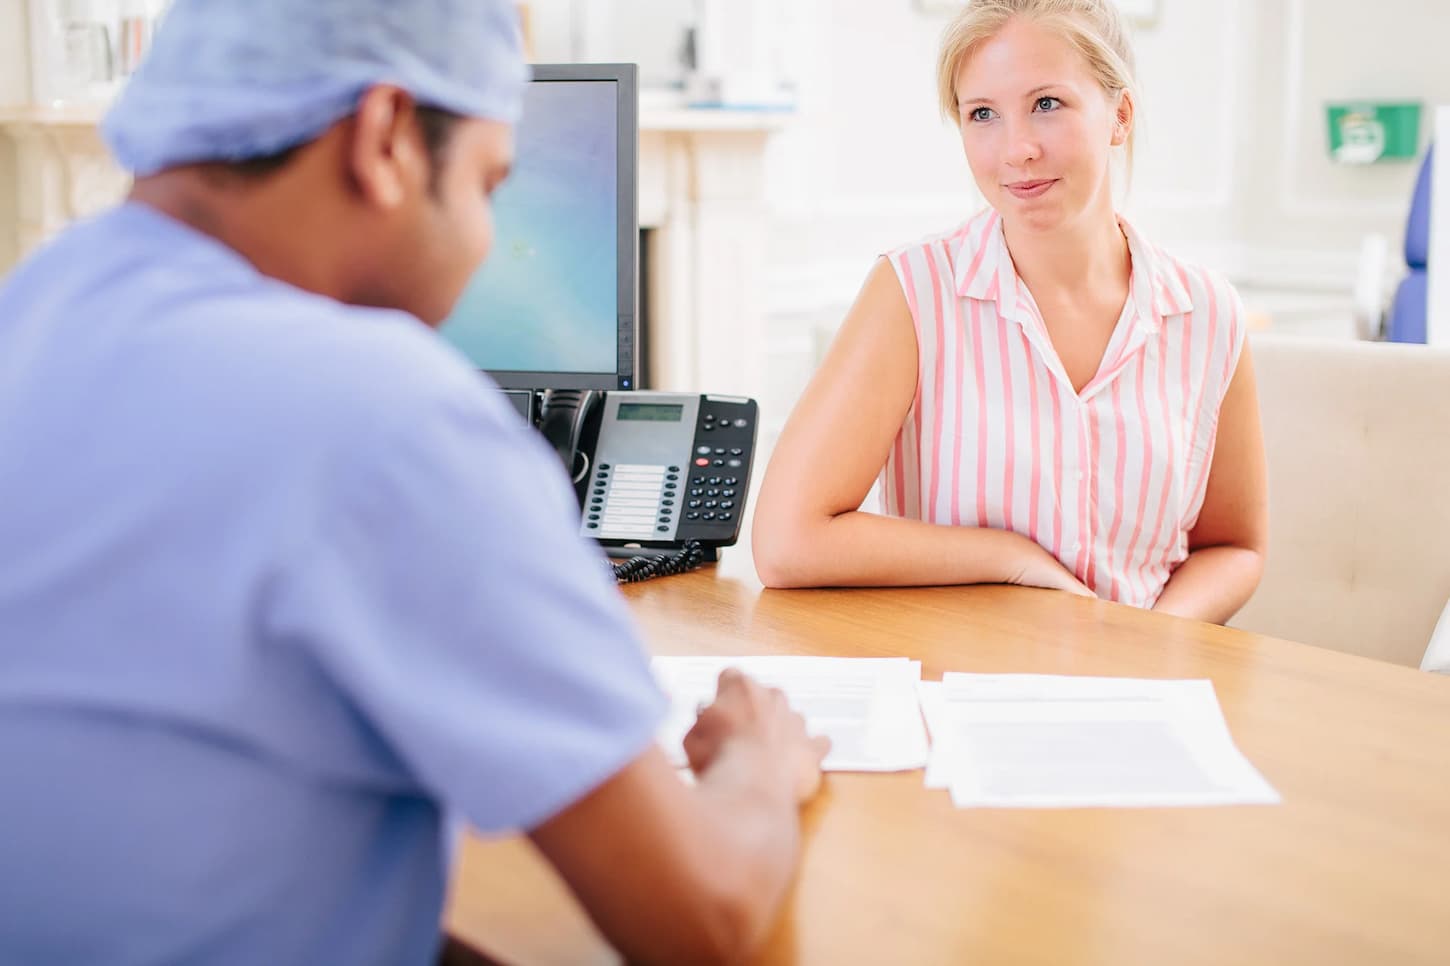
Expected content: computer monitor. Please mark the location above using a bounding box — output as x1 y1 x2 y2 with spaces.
439 63 638 392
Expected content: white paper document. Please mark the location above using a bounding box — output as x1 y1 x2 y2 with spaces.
920 674 1280 808
651 656 929 772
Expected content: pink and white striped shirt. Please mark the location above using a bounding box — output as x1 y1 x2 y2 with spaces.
879 208 1246 607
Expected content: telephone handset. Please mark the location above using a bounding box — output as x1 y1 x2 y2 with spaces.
537 390 758 562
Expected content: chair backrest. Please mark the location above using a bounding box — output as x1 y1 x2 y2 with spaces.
1232 335 1450 667
1406 143 1434 271
1386 145 1434 342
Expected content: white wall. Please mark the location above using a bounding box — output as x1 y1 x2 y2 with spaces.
1 0 29 271
758 0 1445 326
1 0 30 105
1430 106 1450 346
2 0 1444 354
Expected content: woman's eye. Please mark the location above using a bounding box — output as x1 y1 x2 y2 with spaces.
969 106 994 122
1036 96 1061 112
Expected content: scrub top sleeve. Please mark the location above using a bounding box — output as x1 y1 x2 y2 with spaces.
265 380 668 833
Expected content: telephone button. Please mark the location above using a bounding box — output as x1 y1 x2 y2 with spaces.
688 500 703 508
657 526 670 533
713 448 726 456
723 477 738 485
704 501 718 509
702 512 716 520
695 458 710 467
727 459 742 468
662 499 676 507
706 489 719 497
696 446 712 455
721 500 735 509
664 483 677 491
666 473 679 481
586 522 599 530
599 464 611 471
592 488 606 497
687 512 701 520
729 448 743 456
588 513 601 521
719 512 733 521
668 466 680 473
721 489 736 498
711 459 724 466
733 418 749 428
708 477 722 485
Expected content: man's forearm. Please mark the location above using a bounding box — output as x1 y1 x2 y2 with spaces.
687 740 803 958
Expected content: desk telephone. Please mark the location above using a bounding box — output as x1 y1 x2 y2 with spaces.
525 389 759 574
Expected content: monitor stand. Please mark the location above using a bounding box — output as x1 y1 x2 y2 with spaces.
500 389 537 426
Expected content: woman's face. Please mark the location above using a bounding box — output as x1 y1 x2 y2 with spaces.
954 17 1129 234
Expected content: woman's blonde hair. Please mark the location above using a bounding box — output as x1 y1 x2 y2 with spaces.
936 0 1139 167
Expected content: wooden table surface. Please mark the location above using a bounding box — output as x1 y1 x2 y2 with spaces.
445 569 1450 965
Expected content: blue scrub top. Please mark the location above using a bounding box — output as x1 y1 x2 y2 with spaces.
0 204 667 966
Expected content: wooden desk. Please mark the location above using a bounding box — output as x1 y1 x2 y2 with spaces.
446 570 1450 965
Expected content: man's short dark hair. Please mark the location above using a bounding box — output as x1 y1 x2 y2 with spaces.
226 105 463 194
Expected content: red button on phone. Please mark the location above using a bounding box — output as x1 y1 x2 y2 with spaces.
695 457 710 466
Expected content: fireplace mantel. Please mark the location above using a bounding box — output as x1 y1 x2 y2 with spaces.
0 104 787 399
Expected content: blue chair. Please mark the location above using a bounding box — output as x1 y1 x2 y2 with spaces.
1386 144 1434 343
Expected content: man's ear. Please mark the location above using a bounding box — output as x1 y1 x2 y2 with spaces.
348 85 428 209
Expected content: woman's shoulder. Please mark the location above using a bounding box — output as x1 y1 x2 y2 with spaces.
885 207 1000 265
1124 221 1244 331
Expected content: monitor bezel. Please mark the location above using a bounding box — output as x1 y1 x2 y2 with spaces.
482 63 639 392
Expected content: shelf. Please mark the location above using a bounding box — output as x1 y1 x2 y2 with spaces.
0 103 109 127
0 101 791 135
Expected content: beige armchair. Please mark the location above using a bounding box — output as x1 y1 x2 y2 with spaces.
1231 335 1450 668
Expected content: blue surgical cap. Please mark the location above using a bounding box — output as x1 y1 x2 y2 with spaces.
103 0 530 176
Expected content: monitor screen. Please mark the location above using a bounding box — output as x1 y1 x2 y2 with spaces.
440 64 637 390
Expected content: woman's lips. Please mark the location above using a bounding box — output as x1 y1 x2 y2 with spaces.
1006 179 1057 199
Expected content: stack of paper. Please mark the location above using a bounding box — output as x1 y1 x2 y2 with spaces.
918 674 1280 808
651 656 929 772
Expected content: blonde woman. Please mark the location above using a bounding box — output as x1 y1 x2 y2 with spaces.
752 0 1266 623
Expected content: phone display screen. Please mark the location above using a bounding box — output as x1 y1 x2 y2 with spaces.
616 403 684 422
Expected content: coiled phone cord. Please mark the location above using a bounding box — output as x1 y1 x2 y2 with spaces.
612 541 708 584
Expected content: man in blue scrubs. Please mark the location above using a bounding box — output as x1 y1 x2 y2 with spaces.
0 2 828 964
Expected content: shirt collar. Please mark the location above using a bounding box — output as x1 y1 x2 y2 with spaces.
1120 215 1194 322
954 208 1195 326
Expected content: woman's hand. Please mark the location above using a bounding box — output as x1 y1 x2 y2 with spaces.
1005 540 1096 597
